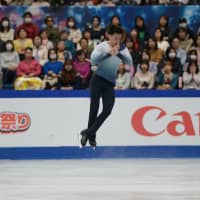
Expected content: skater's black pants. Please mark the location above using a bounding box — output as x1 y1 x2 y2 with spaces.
84 74 115 139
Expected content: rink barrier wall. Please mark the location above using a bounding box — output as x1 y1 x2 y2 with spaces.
0 90 200 159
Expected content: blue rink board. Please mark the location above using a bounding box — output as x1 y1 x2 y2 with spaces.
0 90 200 159
0 146 200 159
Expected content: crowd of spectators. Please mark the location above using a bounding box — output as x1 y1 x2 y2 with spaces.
0 6 200 90
0 0 199 6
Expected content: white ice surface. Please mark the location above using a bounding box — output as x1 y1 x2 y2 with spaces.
0 159 200 200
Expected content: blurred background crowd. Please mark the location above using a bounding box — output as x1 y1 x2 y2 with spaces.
0 1 200 90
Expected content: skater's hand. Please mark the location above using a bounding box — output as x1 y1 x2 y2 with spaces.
110 46 119 56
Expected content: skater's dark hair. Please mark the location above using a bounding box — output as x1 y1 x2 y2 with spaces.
107 25 124 35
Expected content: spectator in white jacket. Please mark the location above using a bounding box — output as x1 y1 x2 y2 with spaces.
115 63 131 90
183 61 200 89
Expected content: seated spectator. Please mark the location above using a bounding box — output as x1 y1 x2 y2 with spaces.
130 28 141 51
51 0 68 6
101 0 116 6
42 48 63 89
31 0 50 7
176 27 193 53
77 37 92 60
73 50 91 89
44 16 59 46
120 0 140 5
16 12 39 40
154 28 169 52
183 49 199 72
14 28 33 60
171 37 187 65
0 40 20 89
158 46 183 76
65 16 82 46
40 29 54 50
0 17 14 42
194 34 200 66
88 16 105 45
60 30 76 57
74 0 94 5
115 63 131 90
183 61 200 89
32 35 48 66
56 40 72 63
110 15 121 27
57 59 77 90
125 36 140 72
132 61 154 89
156 61 178 89
0 0 15 5
147 37 163 64
157 15 171 41
174 18 195 40
137 50 158 74
15 47 42 90
82 30 95 52
134 16 149 50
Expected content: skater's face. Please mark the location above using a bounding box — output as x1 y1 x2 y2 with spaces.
108 33 122 47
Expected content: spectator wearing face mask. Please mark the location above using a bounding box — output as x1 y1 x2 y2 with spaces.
184 49 199 72
16 12 39 40
64 17 82 46
158 47 183 76
0 17 15 42
0 40 20 88
174 18 195 40
42 48 63 89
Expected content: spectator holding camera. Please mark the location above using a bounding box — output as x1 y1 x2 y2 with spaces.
132 61 155 89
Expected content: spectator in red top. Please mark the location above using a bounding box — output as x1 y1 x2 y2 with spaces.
16 47 41 77
16 12 39 40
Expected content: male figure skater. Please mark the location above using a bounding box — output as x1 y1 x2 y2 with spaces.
79 25 133 148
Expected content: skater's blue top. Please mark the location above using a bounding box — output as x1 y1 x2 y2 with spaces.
91 41 133 84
